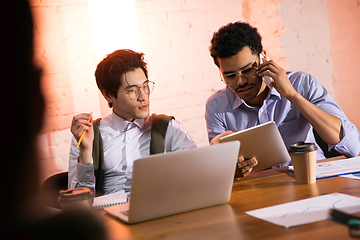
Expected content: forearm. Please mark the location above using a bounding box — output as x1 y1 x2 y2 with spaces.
68 137 95 190
288 92 343 145
78 146 93 165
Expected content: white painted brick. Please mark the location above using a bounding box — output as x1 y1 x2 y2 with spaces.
140 36 172 50
140 0 179 11
36 0 343 183
167 9 207 24
136 11 168 25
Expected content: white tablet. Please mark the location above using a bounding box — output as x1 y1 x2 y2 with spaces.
219 121 291 172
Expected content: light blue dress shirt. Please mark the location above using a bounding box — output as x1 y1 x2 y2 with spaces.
205 71 360 164
69 111 196 195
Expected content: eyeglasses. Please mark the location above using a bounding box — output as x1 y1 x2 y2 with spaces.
121 80 155 100
220 60 258 86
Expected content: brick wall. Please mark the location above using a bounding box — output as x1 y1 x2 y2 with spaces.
278 0 334 96
31 0 101 181
327 0 360 127
31 0 360 182
32 0 250 182
135 0 246 147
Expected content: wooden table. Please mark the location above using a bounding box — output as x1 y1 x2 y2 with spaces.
100 157 360 240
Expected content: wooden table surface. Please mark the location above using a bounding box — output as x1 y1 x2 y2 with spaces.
100 157 360 240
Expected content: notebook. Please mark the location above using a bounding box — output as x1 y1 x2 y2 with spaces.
104 141 240 224
219 121 290 172
288 156 360 179
92 190 127 209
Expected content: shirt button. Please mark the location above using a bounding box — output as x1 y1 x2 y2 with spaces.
260 109 264 113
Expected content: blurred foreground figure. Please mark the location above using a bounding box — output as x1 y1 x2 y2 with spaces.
0 1 108 239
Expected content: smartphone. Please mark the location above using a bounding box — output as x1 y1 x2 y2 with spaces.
259 54 273 89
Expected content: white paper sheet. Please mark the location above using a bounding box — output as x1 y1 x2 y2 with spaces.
288 156 360 179
246 193 360 228
339 172 360 180
316 157 360 178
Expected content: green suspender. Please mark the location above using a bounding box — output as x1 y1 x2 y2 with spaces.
92 118 105 196
150 113 174 154
92 113 173 195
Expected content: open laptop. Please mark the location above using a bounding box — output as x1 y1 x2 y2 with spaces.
219 121 290 172
104 141 240 224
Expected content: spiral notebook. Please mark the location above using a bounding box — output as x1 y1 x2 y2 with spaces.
92 190 127 209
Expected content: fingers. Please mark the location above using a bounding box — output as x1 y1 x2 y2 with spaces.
238 158 257 173
210 130 233 145
235 157 258 178
256 59 296 99
257 60 280 78
71 113 93 139
257 59 279 70
237 157 257 168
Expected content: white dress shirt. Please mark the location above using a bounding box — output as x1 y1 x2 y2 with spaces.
68 111 197 195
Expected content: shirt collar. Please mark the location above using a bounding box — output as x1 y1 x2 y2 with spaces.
227 85 281 110
269 87 281 99
111 111 146 132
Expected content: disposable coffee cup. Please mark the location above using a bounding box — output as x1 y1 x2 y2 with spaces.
58 187 93 211
289 141 318 184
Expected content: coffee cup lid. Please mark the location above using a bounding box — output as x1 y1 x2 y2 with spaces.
58 187 93 204
288 141 317 153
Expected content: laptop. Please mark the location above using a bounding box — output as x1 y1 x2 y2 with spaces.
219 121 290 172
104 141 240 224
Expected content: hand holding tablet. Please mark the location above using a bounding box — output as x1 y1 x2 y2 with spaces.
219 121 291 172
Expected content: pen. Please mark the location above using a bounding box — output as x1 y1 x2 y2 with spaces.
76 113 92 149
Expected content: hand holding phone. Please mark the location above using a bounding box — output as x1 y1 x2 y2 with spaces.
259 54 274 89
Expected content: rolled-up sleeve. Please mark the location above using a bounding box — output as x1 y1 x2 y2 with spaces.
330 118 360 157
300 73 360 158
68 137 95 193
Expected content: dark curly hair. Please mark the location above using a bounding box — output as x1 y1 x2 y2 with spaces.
95 49 148 107
209 22 263 67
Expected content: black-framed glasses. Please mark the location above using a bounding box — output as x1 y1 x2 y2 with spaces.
220 59 258 86
121 80 155 100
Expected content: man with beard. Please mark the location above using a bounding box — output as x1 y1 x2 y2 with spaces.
205 21 360 178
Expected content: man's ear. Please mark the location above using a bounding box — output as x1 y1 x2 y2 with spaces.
260 50 267 60
101 89 113 105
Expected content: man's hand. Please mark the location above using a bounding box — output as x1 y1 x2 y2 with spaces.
234 157 258 178
71 113 94 164
257 58 343 145
210 130 234 145
211 132 258 178
257 59 297 100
